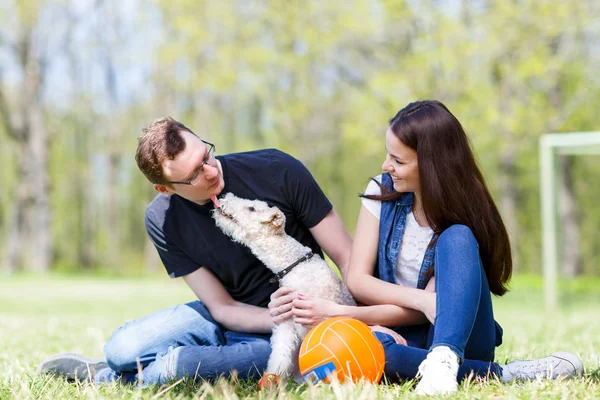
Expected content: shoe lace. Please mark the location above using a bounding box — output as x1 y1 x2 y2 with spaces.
507 357 559 379
417 351 457 380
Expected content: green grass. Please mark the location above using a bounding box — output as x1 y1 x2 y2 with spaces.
1 274 599 399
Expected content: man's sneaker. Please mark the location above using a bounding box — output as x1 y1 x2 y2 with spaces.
415 346 459 396
501 352 583 382
37 353 108 382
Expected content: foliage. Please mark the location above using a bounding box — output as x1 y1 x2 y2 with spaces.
0 0 599 274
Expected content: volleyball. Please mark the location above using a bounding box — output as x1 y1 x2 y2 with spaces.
298 317 385 383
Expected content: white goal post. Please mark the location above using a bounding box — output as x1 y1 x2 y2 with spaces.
540 131 600 310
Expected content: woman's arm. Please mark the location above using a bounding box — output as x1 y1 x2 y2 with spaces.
291 295 427 327
346 205 431 314
284 204 438 329
339 303 427 326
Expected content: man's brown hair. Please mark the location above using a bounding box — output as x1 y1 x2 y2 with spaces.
135 117 196 184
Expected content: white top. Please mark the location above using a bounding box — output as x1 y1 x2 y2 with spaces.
361 175 434 288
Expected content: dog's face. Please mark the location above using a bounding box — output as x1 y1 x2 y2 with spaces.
212 193 286 243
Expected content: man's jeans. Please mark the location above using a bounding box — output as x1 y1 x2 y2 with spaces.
95 301 271 385
375 225 503 381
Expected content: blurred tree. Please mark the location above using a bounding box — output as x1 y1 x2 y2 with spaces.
0 0 55 272
1 0 599 277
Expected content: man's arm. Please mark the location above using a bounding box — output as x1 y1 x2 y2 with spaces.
183 267 274 333
309 208 352 280
275 151 351 279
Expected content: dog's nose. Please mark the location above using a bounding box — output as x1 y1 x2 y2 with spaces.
220 202 229 214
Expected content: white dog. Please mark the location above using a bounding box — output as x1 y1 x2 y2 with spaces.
212 193 355 379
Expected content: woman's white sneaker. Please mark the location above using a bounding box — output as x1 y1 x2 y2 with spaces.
501 351 583 382
415 346 459 396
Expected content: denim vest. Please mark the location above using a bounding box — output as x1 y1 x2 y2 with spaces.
377 173 437 289
376 173 504 346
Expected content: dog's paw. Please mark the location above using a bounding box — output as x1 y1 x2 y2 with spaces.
258 373 280 390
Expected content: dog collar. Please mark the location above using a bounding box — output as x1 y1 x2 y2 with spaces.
269 252 314 283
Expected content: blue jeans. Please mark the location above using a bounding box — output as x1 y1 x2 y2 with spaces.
376 225 503 382
95 301 271 385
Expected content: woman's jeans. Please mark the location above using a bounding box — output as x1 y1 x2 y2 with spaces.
375 224 503 381
95 301 271 385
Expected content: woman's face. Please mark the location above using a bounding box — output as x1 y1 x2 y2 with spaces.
382 128 420 194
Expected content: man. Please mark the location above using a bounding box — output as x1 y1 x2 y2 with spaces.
38 117 352 384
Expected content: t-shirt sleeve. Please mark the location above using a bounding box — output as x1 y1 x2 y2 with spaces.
145 208 201 278
361 175 382 220
273 150 333 228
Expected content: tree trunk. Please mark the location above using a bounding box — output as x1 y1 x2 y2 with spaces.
547 75 581 278
3 144 31 272
75 129 95 269
106 138 121 269
558 155 581 277
498 139 519 271
27 96 52 272
1 26 51 273
495 67 520 271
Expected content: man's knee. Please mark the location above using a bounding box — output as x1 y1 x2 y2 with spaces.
103 303 223 372
104 324 149 372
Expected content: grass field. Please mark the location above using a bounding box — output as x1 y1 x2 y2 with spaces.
1 274 599 399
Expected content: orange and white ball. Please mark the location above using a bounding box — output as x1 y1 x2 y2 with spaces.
298 317 385 383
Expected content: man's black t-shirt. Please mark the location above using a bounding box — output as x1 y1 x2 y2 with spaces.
145 149 333 307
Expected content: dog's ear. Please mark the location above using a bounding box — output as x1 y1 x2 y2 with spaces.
271 212 284 228
261 209 285 230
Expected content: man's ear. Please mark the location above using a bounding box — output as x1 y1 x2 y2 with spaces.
154 183 173 195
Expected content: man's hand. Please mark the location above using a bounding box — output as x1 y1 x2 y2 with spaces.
291 294 343 328
370 325 407 345
268 286 297 325
184 267 274 333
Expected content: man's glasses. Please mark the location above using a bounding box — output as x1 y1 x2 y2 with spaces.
166 140 216 186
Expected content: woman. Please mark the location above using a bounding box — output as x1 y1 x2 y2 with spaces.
273 100 582 395
347 99 510 394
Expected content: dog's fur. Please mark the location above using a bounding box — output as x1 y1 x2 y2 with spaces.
212 193 355 378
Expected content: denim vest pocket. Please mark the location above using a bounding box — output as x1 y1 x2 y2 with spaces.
377 174 435 287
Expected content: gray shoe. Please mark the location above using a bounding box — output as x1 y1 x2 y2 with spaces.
501 352 583 382
37 353 108 382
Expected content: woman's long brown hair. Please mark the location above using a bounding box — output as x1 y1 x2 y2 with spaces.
364 100 512 296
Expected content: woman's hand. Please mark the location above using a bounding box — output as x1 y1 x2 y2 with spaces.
425 276 435 292
291 293 343 328
370 325 407 345
268 286 297 325
420 275 436 324
420 291 437 324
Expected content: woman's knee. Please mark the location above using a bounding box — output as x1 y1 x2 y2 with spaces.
435 224 483 282
438 224 477 250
